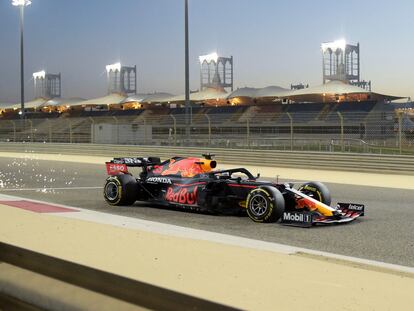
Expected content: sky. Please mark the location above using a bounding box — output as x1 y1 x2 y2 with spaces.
0 0 413 103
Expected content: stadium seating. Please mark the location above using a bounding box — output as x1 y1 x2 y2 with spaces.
0 100 394 144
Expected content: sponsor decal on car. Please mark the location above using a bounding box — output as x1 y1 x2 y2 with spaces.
282 212 312 223
105 163 128 175
337 202 365 216
296 198 317 211
113 158 143 165
160 158 210 178
146 177 172 184
123 158 143 164
346 203 364 211
302 185 317 192
281 211 313 227
165 186 198 205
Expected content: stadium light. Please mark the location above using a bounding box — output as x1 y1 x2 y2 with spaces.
184 0 190 141
321 39 346 52
12 0 31 119
33 70 46 79
199 52 218 64
12 0 31 6
12 0 32 119
106 62 121 73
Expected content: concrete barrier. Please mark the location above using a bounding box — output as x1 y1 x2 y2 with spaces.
0 242 237 311
1 142 413 174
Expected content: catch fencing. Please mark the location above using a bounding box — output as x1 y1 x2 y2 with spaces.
0 111 413 154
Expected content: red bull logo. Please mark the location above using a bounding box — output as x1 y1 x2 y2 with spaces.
296 198 317 211
165 186 198 205
157 158 216 178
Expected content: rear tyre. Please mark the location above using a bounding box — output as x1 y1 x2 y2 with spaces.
104 174 137 206
298 181 331 205
246 186 285 223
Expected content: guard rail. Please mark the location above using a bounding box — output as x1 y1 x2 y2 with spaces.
0 142 413 174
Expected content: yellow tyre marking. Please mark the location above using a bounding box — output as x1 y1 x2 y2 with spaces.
105 176 122 205
247 188 274 222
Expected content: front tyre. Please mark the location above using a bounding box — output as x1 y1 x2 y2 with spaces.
298 181 331 205
246 186 285 223
104 174 137 206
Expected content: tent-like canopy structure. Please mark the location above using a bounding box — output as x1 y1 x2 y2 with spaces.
0 103 13 109
275 81 405 103
226 85 290 105
41 97 86 108
254 85 290 98
163 88 228 103
227 87 258 99
78 93 126 107
10 98 49 110
122 92 174 104
227 86 290 99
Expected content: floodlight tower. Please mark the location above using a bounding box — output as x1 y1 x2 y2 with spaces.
321 40 358 83
322 40 371 91
12 0 32 118
105 63 137 95
33 71 61 98
199 53 233 92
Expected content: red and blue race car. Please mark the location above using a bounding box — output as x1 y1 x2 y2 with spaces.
103 154 365 227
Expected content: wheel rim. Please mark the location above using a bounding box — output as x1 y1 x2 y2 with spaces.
105 182 119 201
249 194 268 217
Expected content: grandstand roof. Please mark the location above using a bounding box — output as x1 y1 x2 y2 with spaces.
0 103 12 109
227 85 290 99
277 81 405 102
227 87 258 98
288 81 370 96
123 92 174 104
254 85 290 98
10 98 49 109
41 97 86 107
164 88 228 102
78 93 126 106
122 94 151 103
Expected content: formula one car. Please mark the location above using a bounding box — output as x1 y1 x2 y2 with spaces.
103 155 365 227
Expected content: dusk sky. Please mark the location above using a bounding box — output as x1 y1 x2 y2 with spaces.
0 0 413 103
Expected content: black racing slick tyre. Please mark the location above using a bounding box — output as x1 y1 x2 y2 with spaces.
246 186 285 223
104 174 137 206
298 181 331 206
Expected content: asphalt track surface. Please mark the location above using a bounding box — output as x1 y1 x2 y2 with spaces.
0 156 413 267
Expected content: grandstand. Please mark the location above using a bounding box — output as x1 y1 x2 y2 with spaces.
1 97 412 150
0 80 406 140
1 39 411 149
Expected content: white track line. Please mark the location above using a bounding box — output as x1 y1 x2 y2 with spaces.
0 192 413 275
0 186 101 192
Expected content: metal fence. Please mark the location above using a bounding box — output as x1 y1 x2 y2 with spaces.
0 111 413 154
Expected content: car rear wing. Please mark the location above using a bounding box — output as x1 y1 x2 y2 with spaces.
105 157 161 175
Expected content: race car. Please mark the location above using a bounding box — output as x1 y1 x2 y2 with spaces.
103 155 365 227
